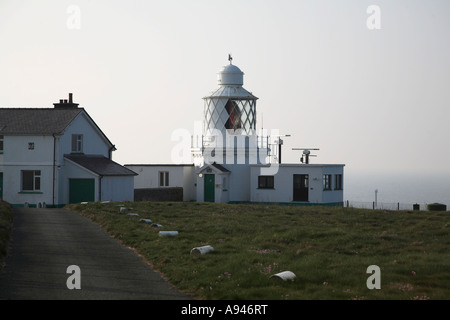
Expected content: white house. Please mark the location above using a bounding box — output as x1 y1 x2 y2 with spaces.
128 57 345 206
0 93 137 207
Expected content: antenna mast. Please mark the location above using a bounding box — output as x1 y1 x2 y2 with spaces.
292 148 320 164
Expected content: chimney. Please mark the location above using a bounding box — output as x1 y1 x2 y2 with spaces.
53 93 79 109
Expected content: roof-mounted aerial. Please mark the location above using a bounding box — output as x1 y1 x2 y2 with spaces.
292 148 320 164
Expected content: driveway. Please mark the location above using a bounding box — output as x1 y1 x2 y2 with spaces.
0 207 189 300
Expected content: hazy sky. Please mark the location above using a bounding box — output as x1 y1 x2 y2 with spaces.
1 0 449 176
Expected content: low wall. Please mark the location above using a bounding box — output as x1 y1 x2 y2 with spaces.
134 187 183 202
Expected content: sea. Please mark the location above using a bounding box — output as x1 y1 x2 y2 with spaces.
344 171 450 211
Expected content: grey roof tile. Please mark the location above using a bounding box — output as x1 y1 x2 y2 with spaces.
65 154 138 176
0 108 83 134
211 162 230 172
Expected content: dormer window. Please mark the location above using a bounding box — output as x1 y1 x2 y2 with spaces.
71 134 83 153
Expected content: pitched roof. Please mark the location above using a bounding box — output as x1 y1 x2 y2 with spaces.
65 154 138 176
0 108 83 135
211 162 230 172
196 162 231 174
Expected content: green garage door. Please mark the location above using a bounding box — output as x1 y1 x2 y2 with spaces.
69 179 95 204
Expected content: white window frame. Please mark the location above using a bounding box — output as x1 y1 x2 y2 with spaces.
323 174 332 191
335 174 343 190
71 134 83 153
22 170 41 192
159 171 169 187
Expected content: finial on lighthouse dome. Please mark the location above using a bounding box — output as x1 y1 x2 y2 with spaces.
217 54 244 86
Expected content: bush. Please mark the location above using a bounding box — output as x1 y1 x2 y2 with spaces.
426 203 447 211
0 200 13 270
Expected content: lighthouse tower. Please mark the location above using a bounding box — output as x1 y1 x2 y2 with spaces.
192 56 267 167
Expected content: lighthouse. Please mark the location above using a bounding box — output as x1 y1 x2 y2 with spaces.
192 56 267 168
127 56 345 206
191 56 271 203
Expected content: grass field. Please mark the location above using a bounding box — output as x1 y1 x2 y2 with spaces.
66 201 450 300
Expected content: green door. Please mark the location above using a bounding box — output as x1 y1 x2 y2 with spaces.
204 174 215 202
0 172 3 199
69 179 95 204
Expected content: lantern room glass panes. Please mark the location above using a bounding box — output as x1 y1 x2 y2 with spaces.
225 100 242 130
205 98 256 135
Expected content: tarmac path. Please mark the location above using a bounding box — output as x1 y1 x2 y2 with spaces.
0 207 189 300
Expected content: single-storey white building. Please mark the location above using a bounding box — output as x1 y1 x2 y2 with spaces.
0 94 137 207
249 164 343 205
124 164 196 201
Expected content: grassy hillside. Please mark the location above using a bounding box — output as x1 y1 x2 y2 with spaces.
0 200 13 271
67 201 450 300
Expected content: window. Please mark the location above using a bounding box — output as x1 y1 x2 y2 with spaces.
0 135 3 153
159 171 169 187
225 99 242 130
71 134 83 153
28 142 35 150
258 175 274 189
22 170 41 191
335 174 343 190
323 174 332 190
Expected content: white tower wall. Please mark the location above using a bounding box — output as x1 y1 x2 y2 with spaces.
196 58 267 167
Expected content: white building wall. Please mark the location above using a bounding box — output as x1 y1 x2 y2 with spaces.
101 176 134 202
250 165 320 203
250 164 344 204
225 164 251 202
59 113 111 162
182 166 196 201
196 173 204 202
3 164 53 207
322 165 345 204
1 135 55 206
3 135 54 164
125 165 196 201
